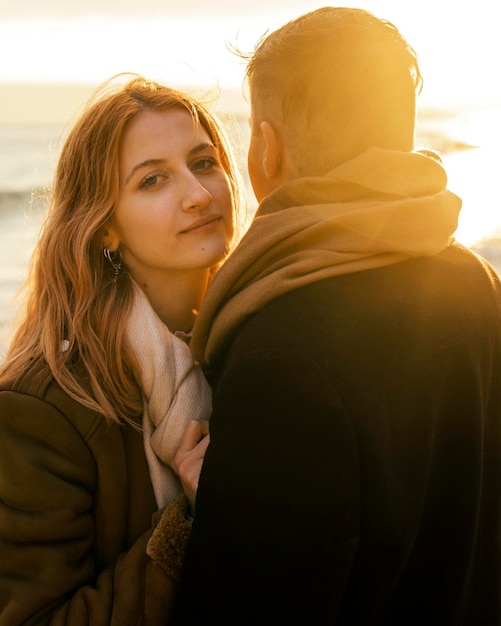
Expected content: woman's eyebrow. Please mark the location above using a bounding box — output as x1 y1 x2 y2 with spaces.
189 142 216 155
125 143 216 184
125 158 164 184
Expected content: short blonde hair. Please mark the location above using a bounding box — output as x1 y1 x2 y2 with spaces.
242 7 422 175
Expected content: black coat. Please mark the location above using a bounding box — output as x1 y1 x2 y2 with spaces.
175 242 501 625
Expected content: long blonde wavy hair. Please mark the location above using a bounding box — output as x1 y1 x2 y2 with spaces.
0 74 244 428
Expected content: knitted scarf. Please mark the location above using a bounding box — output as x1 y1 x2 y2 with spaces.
126 282 212 508
191 147 462 366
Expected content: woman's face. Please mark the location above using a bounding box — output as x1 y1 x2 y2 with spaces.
109 108 234 289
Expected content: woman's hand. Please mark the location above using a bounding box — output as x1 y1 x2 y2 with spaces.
174 419 210 516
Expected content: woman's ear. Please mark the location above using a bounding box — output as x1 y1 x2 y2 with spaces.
101 224 120 252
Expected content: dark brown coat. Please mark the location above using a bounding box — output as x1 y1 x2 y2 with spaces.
0 355 177 625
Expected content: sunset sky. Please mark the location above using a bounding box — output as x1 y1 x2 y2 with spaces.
1 0 500 124
0 0 501 262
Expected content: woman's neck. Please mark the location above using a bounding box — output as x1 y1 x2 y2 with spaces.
136 270 211 334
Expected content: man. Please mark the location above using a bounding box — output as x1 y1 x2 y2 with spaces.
173 7 501 624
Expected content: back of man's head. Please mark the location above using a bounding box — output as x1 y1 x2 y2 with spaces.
245 7 422 176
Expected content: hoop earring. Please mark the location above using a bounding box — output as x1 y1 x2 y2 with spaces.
103 247 122 282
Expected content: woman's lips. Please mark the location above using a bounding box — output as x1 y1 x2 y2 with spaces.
180 215 222 234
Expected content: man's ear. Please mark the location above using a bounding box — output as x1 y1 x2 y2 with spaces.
260 121 282 179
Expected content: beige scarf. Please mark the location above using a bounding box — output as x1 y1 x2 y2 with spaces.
126 283 212 508
191 147 462 366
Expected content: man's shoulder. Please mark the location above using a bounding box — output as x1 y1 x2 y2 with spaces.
440 239 501 280
264 241 500 308
227 241 501 357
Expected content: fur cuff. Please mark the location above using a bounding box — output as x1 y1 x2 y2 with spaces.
147 493 192 581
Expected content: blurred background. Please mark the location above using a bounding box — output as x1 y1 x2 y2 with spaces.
1 0 501 355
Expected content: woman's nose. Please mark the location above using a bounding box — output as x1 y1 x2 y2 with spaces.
181 173 213 212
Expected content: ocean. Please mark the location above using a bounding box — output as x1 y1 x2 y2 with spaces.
1 105 501 357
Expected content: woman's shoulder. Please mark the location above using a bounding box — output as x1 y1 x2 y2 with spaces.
0 355 108 439
1 354 53 395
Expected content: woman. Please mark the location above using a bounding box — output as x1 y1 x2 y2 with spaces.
0 74 245 624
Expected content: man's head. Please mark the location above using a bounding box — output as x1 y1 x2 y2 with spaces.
244 7 422 200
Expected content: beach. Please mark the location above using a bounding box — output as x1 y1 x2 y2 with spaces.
1 104 501 357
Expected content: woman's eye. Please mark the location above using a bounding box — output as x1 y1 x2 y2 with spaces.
139 173 160 189
192 157 218 172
